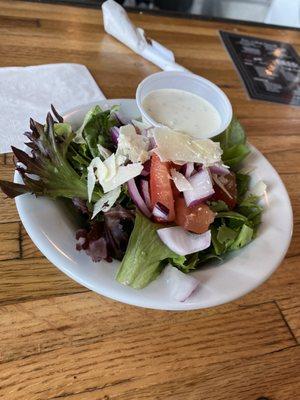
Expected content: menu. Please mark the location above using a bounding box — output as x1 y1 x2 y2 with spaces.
220 31 300 106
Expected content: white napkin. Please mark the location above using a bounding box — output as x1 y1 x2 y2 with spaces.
102 0 189 72
0 63 105 154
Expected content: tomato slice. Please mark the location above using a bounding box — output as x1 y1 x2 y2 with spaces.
211 172 237 209
150 153 175 222
175 197 215 234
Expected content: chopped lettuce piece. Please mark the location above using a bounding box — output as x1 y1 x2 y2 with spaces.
75 105 117 156
116 212 178 289
214 117 250 167
222 144 250 167
211 226 225 255
230 224 253 250
237 194 263 236
236 172 250 202
169 253 199 273
197 251 222 265
215 117 246 148
207 200 229 212
54 122 72 136
68 141 92 174
215 211 248 222
217 225 238 248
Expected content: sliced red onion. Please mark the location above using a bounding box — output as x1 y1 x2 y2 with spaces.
141 159 151 176
140 178 152 209
182 162 194 179
152 202 169 221
141 169 150 177
209 163 230 176
163 264 200 302
148 136 156 150
127 179 151 218
115 112 131 126
110 126 120 144
184 168 215 207
157 226 211 256
194 163 203 172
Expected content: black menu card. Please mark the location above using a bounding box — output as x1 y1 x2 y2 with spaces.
220 31 300 106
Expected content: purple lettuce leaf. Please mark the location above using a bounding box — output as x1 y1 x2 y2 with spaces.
75 205 135 262
0 106 101 201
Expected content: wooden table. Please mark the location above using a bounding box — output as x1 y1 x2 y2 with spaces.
0 1 299 399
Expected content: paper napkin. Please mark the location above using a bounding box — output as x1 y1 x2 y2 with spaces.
0 63 105 154
102 0 189 72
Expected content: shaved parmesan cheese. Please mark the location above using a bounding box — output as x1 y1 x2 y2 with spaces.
92 187 121 219
87 155 116 201
100 163 143 193
116 154 127 166
131 119 151 132
117 124 150 163
251 180 267 197
88 153 143 195
103 154 117 181
97 144 112 159
153 127 222 166
87 165 96 202
170 169 193 192
87 157 104 202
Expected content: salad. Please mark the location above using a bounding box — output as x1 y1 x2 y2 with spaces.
0 105 265 301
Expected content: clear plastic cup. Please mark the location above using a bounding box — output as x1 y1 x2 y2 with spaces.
136 71 232 138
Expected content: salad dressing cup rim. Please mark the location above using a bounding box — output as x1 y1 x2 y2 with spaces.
136 71 233 139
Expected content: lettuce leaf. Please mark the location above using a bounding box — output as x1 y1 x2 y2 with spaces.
222 144 250 167
217 225 238 247
0 110 101 201
169 253 199 273
236 172 250 201
75 105 117 157
230 224 253 250
207 200 229 212
209 189 263 255
116 212 178 289
214 117 250 167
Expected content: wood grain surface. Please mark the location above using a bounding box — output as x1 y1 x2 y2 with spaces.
0 1 299 399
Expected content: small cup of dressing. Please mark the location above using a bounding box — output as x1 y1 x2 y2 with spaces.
136 71 232 139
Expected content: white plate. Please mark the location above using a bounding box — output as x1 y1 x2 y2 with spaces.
15 99 293 310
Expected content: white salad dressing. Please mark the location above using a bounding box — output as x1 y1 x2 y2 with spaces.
142 88 221 139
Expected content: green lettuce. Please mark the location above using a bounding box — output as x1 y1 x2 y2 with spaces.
206 158 263 258
214 117 250 167
0 112 101 201
207 200 229 212
236 173 250 201
74 105 117 157
116 212 178 289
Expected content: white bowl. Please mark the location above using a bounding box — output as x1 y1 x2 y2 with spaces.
14 99 293 311
136 71 232 138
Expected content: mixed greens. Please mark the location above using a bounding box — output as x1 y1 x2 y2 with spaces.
0 105 265 300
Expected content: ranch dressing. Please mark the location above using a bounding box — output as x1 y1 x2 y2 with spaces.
142 88 221 139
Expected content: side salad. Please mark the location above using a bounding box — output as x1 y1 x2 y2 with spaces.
0 105 265 301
